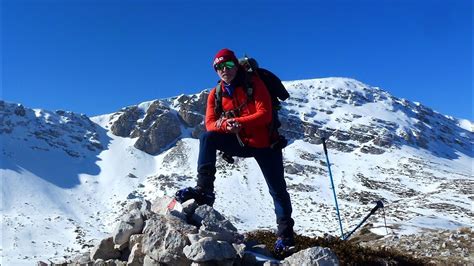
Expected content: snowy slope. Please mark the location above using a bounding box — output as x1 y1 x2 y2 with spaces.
1 77 472 265
0 105 158 264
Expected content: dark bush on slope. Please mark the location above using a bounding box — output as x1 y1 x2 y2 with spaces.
245 230 430 265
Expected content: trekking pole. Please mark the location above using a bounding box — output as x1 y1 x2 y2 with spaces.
321 137 344 239
343 200 384 240
236 134 245 147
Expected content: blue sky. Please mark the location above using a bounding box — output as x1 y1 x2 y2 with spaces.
2 0 472 120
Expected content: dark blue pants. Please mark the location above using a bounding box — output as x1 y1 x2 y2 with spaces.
197 131 294 239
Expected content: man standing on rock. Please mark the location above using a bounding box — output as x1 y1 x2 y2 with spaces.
175 48 295 253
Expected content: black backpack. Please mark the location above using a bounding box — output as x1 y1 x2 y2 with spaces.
214 56 289 150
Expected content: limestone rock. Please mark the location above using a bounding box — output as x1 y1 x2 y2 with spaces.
282 246 339 266
192 205 241 243
71 251 92 264
129 234 144 250
90 236 121 261
176 93 207 127
112 209 145 246
134 111 182 155
143 255 159 266
127 242 145 266
111 106 142 137
183 237 237 262
142 213 198 265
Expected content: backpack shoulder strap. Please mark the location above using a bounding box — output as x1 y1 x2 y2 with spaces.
214 81 223 116
244 71 255 101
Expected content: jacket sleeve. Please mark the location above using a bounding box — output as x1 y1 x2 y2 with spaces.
205 88 227 132
234 76 272 127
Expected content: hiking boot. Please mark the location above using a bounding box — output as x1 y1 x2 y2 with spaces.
274 237 295 254
175 186 215 206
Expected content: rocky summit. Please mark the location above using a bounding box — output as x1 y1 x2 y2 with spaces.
1 77 472 265
41 197 343 266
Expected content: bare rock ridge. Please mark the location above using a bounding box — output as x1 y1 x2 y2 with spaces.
0 101 105 158
109 93 207 155
107 78 472 158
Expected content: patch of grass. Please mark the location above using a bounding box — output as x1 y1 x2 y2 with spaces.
245 230 430 265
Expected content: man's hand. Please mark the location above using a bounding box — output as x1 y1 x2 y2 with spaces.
226 118 241 133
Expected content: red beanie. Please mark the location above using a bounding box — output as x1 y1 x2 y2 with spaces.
213 48 239 69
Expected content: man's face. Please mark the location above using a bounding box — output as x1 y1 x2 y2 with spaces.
215 61 238 84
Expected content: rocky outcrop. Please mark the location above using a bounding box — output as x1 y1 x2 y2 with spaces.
109 97 208 155
50 197 340 266
176 93 207 127
134 111 182 155
110 106 143 137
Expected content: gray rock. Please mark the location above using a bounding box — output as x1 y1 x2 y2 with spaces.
191 205 242 243
127 243 145 266
373 137 393 148
112 209 144 246
183 237 237 262
197 227 237 243
91 259 127 266
93 259 105 266
360 145 385 155
169 209 188 221
143 255 159 266
141 101 169 129
90 236 121 261
105 260 127 266
104 260 127 266
176 93 207 128
188 233 201 244
71 251 92 264
126 199 152 214
111 106 142 137
134 111 182 155
178 109 203 128
129 234 144 250
142 213 197 265
282 246 339 266
114 241 128 251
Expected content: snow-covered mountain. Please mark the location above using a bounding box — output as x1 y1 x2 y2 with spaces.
1 77 472 265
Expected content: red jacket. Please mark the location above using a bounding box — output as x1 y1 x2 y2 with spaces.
205 75 272 148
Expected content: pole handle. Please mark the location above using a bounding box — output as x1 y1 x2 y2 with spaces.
370 200 384 214
343 200 385 240
321 137 328 155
